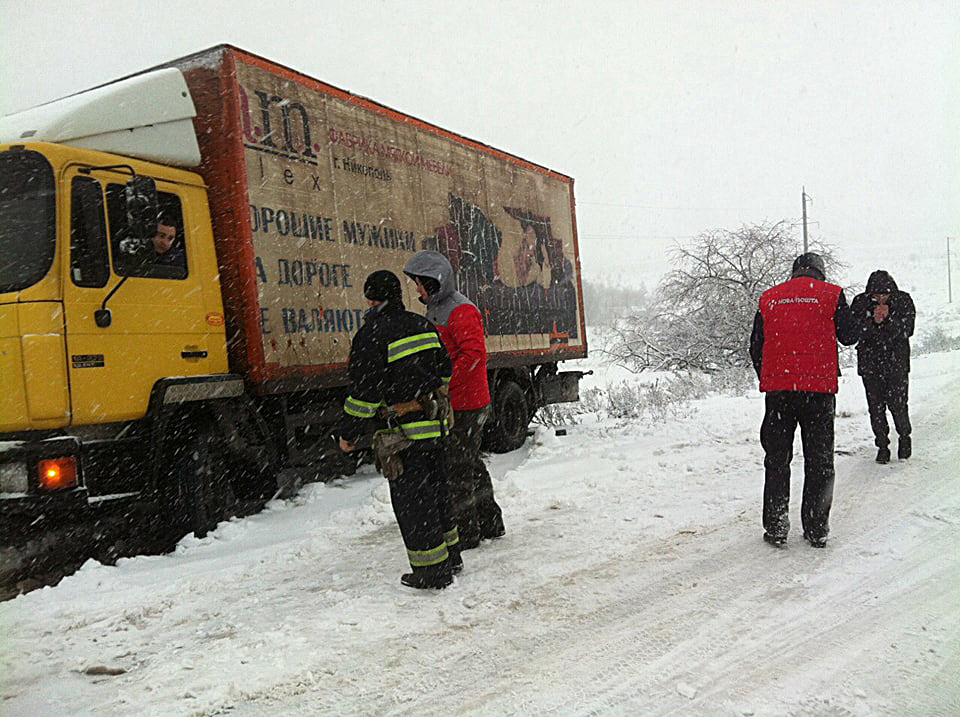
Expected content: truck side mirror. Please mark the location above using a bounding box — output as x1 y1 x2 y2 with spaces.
124 176 158 250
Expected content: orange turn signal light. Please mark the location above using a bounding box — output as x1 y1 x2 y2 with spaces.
38 457 78 491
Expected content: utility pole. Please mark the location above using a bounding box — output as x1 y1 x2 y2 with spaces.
949 237 953 303
801 187 812 253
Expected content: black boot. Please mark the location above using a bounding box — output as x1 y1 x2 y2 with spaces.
478 503 505 540
457 518 481 550
876 446 891 464
898 436 911 460
400 564 453 590
763 532 787 547
447 545 463 574
479 522 506 540
803 531 827 548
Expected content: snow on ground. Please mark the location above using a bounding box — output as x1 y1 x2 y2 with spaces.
1 350 958 717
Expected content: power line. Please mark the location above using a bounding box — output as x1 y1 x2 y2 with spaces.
949 237 953 304
580 233 696 240
578 200 796 212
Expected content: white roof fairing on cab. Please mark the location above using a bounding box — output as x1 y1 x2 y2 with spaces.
0 68 201 167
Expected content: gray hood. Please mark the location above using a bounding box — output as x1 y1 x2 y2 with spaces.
403 250 475 326
404 250 457 301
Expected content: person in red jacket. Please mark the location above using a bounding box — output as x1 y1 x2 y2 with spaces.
749 253 858 548
404 250 505 549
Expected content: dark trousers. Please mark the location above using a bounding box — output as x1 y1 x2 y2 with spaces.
760 391 836 540
389 439 457 577
861 373 911 448
447 406 504 547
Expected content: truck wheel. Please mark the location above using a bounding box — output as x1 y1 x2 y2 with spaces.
221 407 279 507
162 418 235 545
485 380 530 453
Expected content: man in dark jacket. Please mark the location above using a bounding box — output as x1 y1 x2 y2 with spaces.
338 270 461 589
749 253 858 548
850 270 915 463
404 250 505 549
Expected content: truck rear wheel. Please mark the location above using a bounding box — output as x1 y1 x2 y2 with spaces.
485 380 531 453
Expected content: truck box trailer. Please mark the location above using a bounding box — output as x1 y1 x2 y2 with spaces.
0 45 586 578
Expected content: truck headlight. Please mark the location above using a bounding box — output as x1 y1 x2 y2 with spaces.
38 457 78 491
0 462 29 494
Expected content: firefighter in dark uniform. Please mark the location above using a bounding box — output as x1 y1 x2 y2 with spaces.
750 253 858 548
338 270 461 589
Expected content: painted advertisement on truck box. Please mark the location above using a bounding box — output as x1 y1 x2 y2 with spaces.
232 56 583 373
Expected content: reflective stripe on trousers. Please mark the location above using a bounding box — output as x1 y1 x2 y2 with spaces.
407 542 449 567
443 527 459 548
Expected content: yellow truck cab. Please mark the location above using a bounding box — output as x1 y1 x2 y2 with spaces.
0 70 239 559
0 143 228 433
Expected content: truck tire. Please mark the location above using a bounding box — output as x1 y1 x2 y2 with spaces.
220 405 279 506
485 380 531 453
161 417 236 545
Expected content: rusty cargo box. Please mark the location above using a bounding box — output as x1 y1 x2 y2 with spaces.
170 46 587 392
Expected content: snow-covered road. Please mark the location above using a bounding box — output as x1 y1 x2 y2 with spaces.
1 350 958 716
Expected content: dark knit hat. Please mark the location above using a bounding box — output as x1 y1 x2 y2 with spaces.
791 252 826 281
363 270 403 303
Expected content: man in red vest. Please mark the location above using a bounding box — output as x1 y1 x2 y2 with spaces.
749 253 857 548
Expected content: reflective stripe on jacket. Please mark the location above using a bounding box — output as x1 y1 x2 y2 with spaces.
387 332 443 363
375 419 445 440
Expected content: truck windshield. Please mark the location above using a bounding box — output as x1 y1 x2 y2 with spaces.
0 149 56 293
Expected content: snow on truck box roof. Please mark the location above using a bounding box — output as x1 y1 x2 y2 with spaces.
0 67 201 167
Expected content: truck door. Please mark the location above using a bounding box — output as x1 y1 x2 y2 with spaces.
0 147 69 431
63 170 215 424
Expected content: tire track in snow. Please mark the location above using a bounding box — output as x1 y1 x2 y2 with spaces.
202 369 960 716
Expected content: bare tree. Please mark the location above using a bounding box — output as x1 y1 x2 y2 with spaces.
604 221 842 373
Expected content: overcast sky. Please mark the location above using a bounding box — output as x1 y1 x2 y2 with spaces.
1 0 957 290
